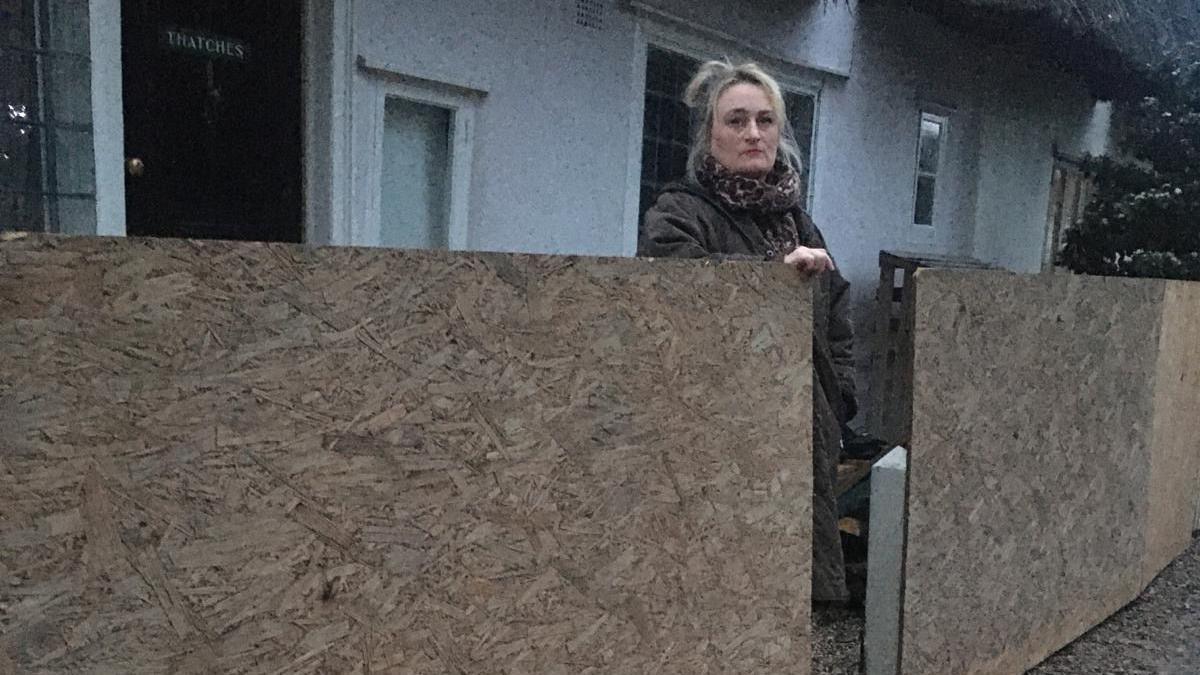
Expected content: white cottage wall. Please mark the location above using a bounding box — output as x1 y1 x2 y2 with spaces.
631 0 857 75
810 5 1109 407
350 0 641 255
812 5 1105 301
348 0 861 256
972 91 1109 273
346 0 1106 269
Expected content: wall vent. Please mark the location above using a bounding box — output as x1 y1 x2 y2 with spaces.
575 0 604 30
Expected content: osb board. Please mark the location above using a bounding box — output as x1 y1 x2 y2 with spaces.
0 235 813 674
1143 280 1200 582
902 270 1170 675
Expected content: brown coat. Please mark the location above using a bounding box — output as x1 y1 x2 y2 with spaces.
639 180 855 602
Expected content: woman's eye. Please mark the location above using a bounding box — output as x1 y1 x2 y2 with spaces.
728 116 747 127
758 116 775 126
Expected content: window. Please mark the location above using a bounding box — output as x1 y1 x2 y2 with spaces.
380 97 452 249
0 0 96 234
639 46 817 216
353 61 479 250
912 112 946 226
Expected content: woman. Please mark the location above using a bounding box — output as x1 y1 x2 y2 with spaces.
639 60 857 603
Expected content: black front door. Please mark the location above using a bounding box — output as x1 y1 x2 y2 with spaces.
121 0 302 242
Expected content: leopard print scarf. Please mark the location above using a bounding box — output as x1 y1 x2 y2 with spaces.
696 155 804 258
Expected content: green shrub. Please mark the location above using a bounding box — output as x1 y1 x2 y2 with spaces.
1060 52 1200 280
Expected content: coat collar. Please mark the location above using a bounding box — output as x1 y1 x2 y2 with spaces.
659 180 772 254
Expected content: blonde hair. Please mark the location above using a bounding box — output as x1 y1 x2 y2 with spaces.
682 59 805 181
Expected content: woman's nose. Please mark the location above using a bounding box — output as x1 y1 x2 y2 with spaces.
744 121 762 140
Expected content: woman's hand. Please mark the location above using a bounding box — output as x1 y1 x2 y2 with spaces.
783 246 835 277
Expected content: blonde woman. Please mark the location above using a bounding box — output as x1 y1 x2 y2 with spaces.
640 60 857 604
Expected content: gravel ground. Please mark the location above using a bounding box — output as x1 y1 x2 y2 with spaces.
812 604 864 675
812 536 1200 674
1031 535 1200 675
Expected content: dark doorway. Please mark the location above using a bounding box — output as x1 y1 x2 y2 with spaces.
121 0 303 242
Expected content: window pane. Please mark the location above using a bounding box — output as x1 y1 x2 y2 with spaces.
51 127 94 194
46 53 93 127
54 194 96 235
646 46 693 97
671 104 691 145
785 91 815 203
645 50 666 94
914 174 936 225
655 139 675 183
381 96 451 250
642 94 658 139
659 93 677 140
640 46 698 216
669 143 688 181
0 49 39 122
0 0 35 50
669 50 692 97
0 121 41 192
639 183 654 217
786 92 815 158
0 190 44 231
918 117 942 174
640 137 656 183
46 0 91 57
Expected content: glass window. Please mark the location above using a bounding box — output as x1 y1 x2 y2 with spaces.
913 112 946 226
0 51 39 116
639 46 818 216
640 47 694 217
0 0 36 50
46 53 93 126
0 0 96 233
51 127 95 194
0 121 40 192
45 0 91 57
0 190 43 231
380 96 452 250
914 175 936 227
918 118 942 174
56 193 96 235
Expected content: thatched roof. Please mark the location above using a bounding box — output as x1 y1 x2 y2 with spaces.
890 0 1200 99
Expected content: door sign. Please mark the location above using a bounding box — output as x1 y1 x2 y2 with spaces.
160 27 250 62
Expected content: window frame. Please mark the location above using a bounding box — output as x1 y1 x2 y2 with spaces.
352 63 480 250
638 44 699 217
911 110 948 230
0 0 97 234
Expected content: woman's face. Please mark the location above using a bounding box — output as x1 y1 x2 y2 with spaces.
710 83 779 177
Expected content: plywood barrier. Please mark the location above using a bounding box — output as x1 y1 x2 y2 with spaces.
0 236 814 673
900 270 1200 675
1143 280 1200 584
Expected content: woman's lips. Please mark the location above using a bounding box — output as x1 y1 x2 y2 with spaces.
743 149 764 156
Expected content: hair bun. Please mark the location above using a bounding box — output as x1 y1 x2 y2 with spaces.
683 59 735 110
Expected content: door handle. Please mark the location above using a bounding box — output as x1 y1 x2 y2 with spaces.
126 157 145 177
